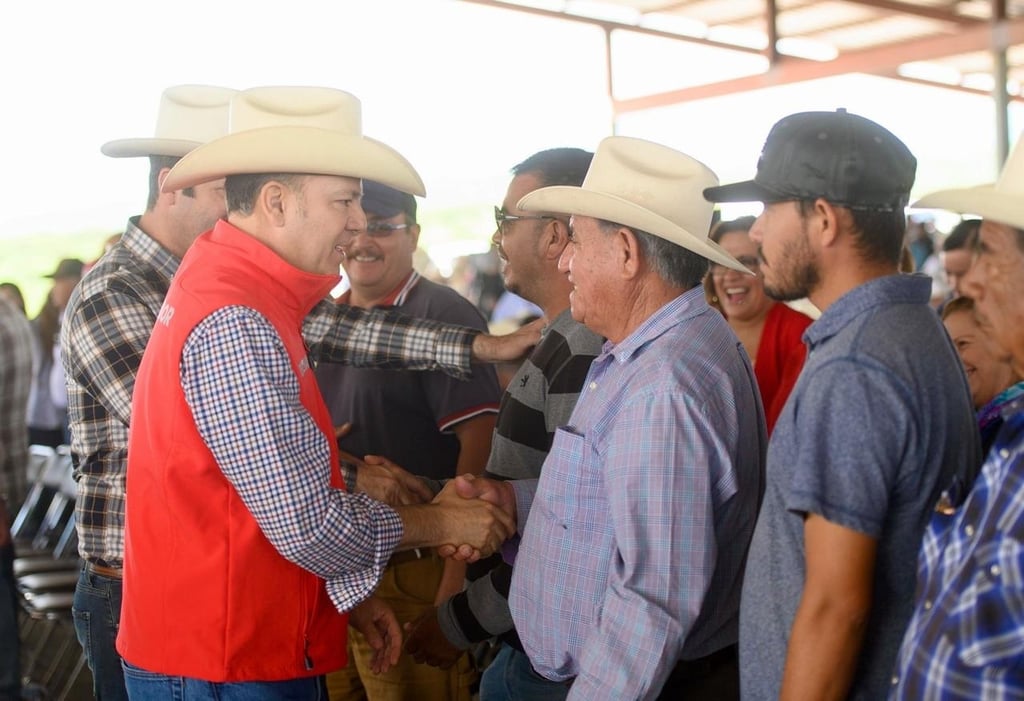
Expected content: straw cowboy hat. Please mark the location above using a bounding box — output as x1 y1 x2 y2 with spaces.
101 84 237 158
517 136 751 273
914 132 1024 230
161 86 425 197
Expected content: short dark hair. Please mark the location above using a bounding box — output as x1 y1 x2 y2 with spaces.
225 173 306 215
710 215 756 243
943 219 981 252
147 155 192 210
512 148 593 188
599 220 708 290
941 294 975 321
798 200 905 266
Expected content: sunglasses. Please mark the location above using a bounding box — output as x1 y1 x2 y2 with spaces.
494 206 554 233
711 256 761 275
363 222 410 238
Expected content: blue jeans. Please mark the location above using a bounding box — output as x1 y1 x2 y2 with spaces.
122 662 326 700
479 644 568 701
73 565 128 701
0 541 21 701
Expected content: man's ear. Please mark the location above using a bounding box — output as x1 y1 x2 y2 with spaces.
811 197 842 249
156 167 176 205
543 218 571 261
259 181 290 227
408 223 422 248
617 226 642 279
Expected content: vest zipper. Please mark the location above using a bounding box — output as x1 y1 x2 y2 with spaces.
304 635 313 670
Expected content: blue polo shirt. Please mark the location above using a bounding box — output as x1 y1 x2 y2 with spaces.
739 273 980 700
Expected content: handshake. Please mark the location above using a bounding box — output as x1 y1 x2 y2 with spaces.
350 453 517 562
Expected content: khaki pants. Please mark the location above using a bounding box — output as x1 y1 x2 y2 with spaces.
327 553 477 701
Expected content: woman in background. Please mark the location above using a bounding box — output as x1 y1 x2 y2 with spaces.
27 259 83 447
704 216 813 434
942 295 1023 454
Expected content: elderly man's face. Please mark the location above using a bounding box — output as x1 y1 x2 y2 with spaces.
557 215 618 339
961 221 1024 369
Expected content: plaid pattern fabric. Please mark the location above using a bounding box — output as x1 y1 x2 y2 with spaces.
510 287 765 699
0 299 34 505
891 398 1024 700
183 306 403 612
63 218 478 567
62 219 177 565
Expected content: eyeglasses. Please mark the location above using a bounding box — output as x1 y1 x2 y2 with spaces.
363 222 410 238
711 256 761 276
494 206 554 233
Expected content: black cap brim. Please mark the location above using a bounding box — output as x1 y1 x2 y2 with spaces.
703 180 785 204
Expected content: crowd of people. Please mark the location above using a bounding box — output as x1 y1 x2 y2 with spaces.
1 82 1023 701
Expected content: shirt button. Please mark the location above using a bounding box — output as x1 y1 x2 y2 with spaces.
1000 449 1010 459
923 599 933 610
891 675 899 686
589 382 597 390
965 524 975 537
991 565 1002 577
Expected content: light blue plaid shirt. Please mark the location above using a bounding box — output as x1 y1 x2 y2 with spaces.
509 287 766 700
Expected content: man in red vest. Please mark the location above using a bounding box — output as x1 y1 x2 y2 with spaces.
117 86 518 700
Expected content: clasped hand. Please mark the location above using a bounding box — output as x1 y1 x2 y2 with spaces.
434 474 517 562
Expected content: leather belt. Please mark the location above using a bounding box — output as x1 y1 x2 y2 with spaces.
387 547 434 568
85 561 123 579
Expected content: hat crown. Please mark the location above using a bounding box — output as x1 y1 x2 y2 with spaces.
153 85 237 143
102 84 237 158
582 136 718 241
229 86 363 136
755 110 916 209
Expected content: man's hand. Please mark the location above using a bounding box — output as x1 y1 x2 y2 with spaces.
437 475 517 560
404 609 463 669
430 479 515 562
349 596 402 675
471 317 544 363
357 455 433 506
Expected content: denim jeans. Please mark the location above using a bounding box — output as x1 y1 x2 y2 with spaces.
0 542 21 701
73 565 128 701
122 662 326 700
478 644 568 701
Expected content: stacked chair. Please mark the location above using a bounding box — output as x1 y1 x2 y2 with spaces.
12 445 90 699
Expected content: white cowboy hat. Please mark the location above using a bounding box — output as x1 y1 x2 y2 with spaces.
517 136 751 273
101 84 237 158
161 86 425 197
913 132 1024 230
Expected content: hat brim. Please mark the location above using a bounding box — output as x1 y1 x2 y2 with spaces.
101 138 205 159
913 185 1024 231
161 127 426 196
519 186 752 274
702 179 788 204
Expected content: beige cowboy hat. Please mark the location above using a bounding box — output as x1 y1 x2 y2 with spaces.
161 86 425 197
102 84 237 158
913 132 1024 230
518 136 751 273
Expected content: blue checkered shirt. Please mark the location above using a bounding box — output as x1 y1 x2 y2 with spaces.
890 397 1024 700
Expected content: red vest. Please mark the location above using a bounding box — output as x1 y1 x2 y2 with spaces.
118 221 347 681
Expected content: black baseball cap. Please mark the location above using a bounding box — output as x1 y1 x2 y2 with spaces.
703 109 916 212
362 180 417 222
45 258 85 280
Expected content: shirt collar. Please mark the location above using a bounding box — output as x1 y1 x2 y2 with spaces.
603 286 709 363
336 270 420 308
204 220 340 316
122 215 181 283
804 274 931 349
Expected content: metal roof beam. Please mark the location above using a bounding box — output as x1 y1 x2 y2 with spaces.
841 0 983 26
613 16 1024 113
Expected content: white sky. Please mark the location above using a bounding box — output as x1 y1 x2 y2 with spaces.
2 0 1021 250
